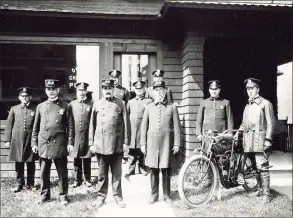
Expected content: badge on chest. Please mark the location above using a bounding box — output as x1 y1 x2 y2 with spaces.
58 109 65 115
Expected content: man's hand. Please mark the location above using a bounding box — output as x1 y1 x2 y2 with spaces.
89 145 96 154
141 146 146 155
67 145 74 153
4 142 10 148
196 135 203 142
233 132 240 140
172 145 179 154
32 146 38 153
123 144 129 153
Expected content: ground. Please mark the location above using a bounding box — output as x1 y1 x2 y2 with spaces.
0 163 292 217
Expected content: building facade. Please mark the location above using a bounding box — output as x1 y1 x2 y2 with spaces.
0 0 292 177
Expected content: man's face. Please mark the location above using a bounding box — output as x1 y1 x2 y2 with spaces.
209 88 221 98
110 77 119 85
45 87 59 99
18 94 32 104
134 87 145 96
246 86 259 99
102 86 114 98
77 89 88 99
153 87 166 102
153 76 163 82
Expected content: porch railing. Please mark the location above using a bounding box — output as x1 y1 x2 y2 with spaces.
274 119 293 152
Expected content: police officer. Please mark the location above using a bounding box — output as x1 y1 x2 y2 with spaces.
141 80 181 205
109 70 130 164
145 69 173 103
31 79 74 205
4 87 37 192
109 70 129 104
124 78 152 178
89 79 130 208
234 78 275 203
68 82 93 188
196 80 234 139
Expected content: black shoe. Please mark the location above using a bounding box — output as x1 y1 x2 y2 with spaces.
12 186 23 193
139 168 149 176
38 198 50 204
124 171 135 178
71 181 81 188
147 197 158 205
115 198 126 208
84 181 93 187
26 185 38 191
92 199 106 208
60 197 70 206
164 197 173 205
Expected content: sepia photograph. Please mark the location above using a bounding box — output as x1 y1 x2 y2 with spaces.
0 0 292 217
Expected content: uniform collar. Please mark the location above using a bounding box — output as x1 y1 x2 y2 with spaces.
78 97 88 103
136 95 145 100
209 96 220 101
249 95 262 105
47 97 59 104
21 102 30 108
154 99 167 106
104 96 115 102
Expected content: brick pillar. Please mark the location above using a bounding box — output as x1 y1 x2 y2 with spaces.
179 36 205 158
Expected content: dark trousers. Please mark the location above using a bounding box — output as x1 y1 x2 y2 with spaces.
74 157 91 183
149 168 171 200
39 157 68 200
128 148 146 174
96 153 123 201
15 161 35 187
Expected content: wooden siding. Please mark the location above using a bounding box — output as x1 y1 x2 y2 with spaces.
0 120 99 178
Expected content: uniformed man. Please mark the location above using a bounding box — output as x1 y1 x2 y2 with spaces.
109 69 130 164
109 70 129 104
89 79 130 208
234 78 275 203
141 80 181 205
145 69 173 103
4 87 37 192
196 80 234 140
68 82 93 188
124 78 152 178
31 79 74 205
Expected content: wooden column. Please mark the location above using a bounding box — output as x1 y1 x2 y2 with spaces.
180 35 205 158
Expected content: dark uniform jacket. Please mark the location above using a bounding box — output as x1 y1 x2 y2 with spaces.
68 98 93 158
127 96 152 149
31 99 74 159
196 97 234 135
140 101 181 168
113 84 129 104
4 103 37 162
239 96 275 152
145 86 173 103
89 97 130 155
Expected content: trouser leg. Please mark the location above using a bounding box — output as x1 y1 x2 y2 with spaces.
255 152 271 196
26 161 36 186
161 168 171 198
73 158 82 183
127 149 137 174
96 154 109 200
149 168 159 200
40 158 52 199
83 158 92 182
15 162 25 187
110 153 123 200
54 157 68 199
